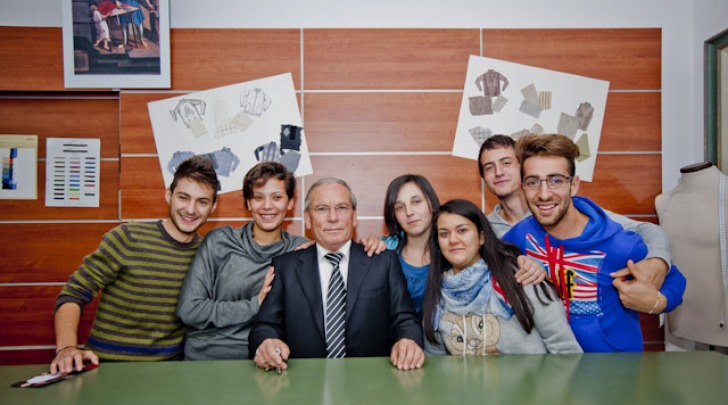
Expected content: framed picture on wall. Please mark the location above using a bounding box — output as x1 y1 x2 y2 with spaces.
705 27 728 170
61 0 170 89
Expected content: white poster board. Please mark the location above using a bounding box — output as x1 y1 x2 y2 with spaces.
453 56 610 181
45 138 101 207
0 134 38 200
148 73 312 193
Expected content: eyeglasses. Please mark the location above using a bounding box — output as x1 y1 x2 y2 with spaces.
521 175 573 190
311 204 352 216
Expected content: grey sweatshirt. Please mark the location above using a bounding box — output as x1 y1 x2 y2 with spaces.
425 269 583 356
177 223 308 360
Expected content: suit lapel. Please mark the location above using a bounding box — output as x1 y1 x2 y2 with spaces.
345 243 371 316
295 246 326 340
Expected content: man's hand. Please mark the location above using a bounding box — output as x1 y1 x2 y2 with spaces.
254 339 290 372
257 267 275 305
515 255 547 285
358 237 387 257
611 260 666 313
50 346 99 374
610 257 667 289
390 338 424 371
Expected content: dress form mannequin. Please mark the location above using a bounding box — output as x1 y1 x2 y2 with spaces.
655 162 728 346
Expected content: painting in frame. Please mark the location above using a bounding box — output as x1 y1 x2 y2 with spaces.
62 0 170 89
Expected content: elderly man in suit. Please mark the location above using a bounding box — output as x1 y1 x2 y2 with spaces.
249 177 424 371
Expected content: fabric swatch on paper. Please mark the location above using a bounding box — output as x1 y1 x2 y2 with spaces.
492 95 508 112
280 150 301 173
575 101 595 131
521 84 539 104
255 141 281 163
280 124 303 151
510 129 531 140
189 119 208 138
167 151 195 174
557 113 580 139
202 147 240 177
575 134 591 162
469 95 493 116
231 110 254 133
241 88 272 117
519 99 542 118
474 69 509 97
170 98 207 128
539 91 552 110
469 126 493 147
213 101 237 139
530 123 545 135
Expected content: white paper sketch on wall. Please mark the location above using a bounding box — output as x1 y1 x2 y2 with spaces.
453 56 610 181
0 134 38 200
148 73 312 193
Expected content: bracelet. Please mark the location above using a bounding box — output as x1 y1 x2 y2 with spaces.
55 345 80 355
648 292 662 315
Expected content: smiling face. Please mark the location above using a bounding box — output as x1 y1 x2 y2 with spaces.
393 182 433 239
246 178 294 243
164 177 217 243
436 212 484 274
479 146 522 198
522 155 580 234
304 183 357 252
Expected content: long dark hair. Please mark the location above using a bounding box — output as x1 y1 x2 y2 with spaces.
383 174 440 253
422 199 553 344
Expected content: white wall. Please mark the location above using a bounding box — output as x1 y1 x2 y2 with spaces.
3 0 728 189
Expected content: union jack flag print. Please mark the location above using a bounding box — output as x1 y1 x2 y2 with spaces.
524 233 605 316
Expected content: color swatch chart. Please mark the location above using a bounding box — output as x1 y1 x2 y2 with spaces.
45 138 100 207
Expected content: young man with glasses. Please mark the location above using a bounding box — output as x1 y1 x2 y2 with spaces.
478 134 672 288
501 134 686 352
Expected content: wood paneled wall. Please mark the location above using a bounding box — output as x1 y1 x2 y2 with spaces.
0 27 663 364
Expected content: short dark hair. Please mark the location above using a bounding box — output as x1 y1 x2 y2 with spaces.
477 134 516 178
516 133 580 177
383 174 440 253
170 156 220 203
242 162 296 202
304 177 357 211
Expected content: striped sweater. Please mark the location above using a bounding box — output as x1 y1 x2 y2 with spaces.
55 221 201 361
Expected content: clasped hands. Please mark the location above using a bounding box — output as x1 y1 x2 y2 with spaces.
254 338 424 372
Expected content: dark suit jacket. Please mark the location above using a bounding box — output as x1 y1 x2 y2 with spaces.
248 242 423 358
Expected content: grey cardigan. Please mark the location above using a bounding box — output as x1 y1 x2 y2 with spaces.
177 223 308 360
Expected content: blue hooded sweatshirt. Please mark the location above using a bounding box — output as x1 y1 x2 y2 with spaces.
503 196 686 352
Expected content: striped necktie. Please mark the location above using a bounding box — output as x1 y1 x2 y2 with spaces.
324 252 346 358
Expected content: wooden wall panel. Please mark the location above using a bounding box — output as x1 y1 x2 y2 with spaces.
0 349 56 366
171 29 302 91
600 92 661 151
0 97 120 158
305 29 480 90
482 29 661 90
304 92 462 152
0 161 119 221
0 286 97 346
308 155 482 217
0 27 64 91
580 154 661 215
120 92 179 154
0 223 118 283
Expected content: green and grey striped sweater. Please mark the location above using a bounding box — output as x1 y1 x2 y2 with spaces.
56 221 200 361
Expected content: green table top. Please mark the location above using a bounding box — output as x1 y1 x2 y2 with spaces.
1 352 727 404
